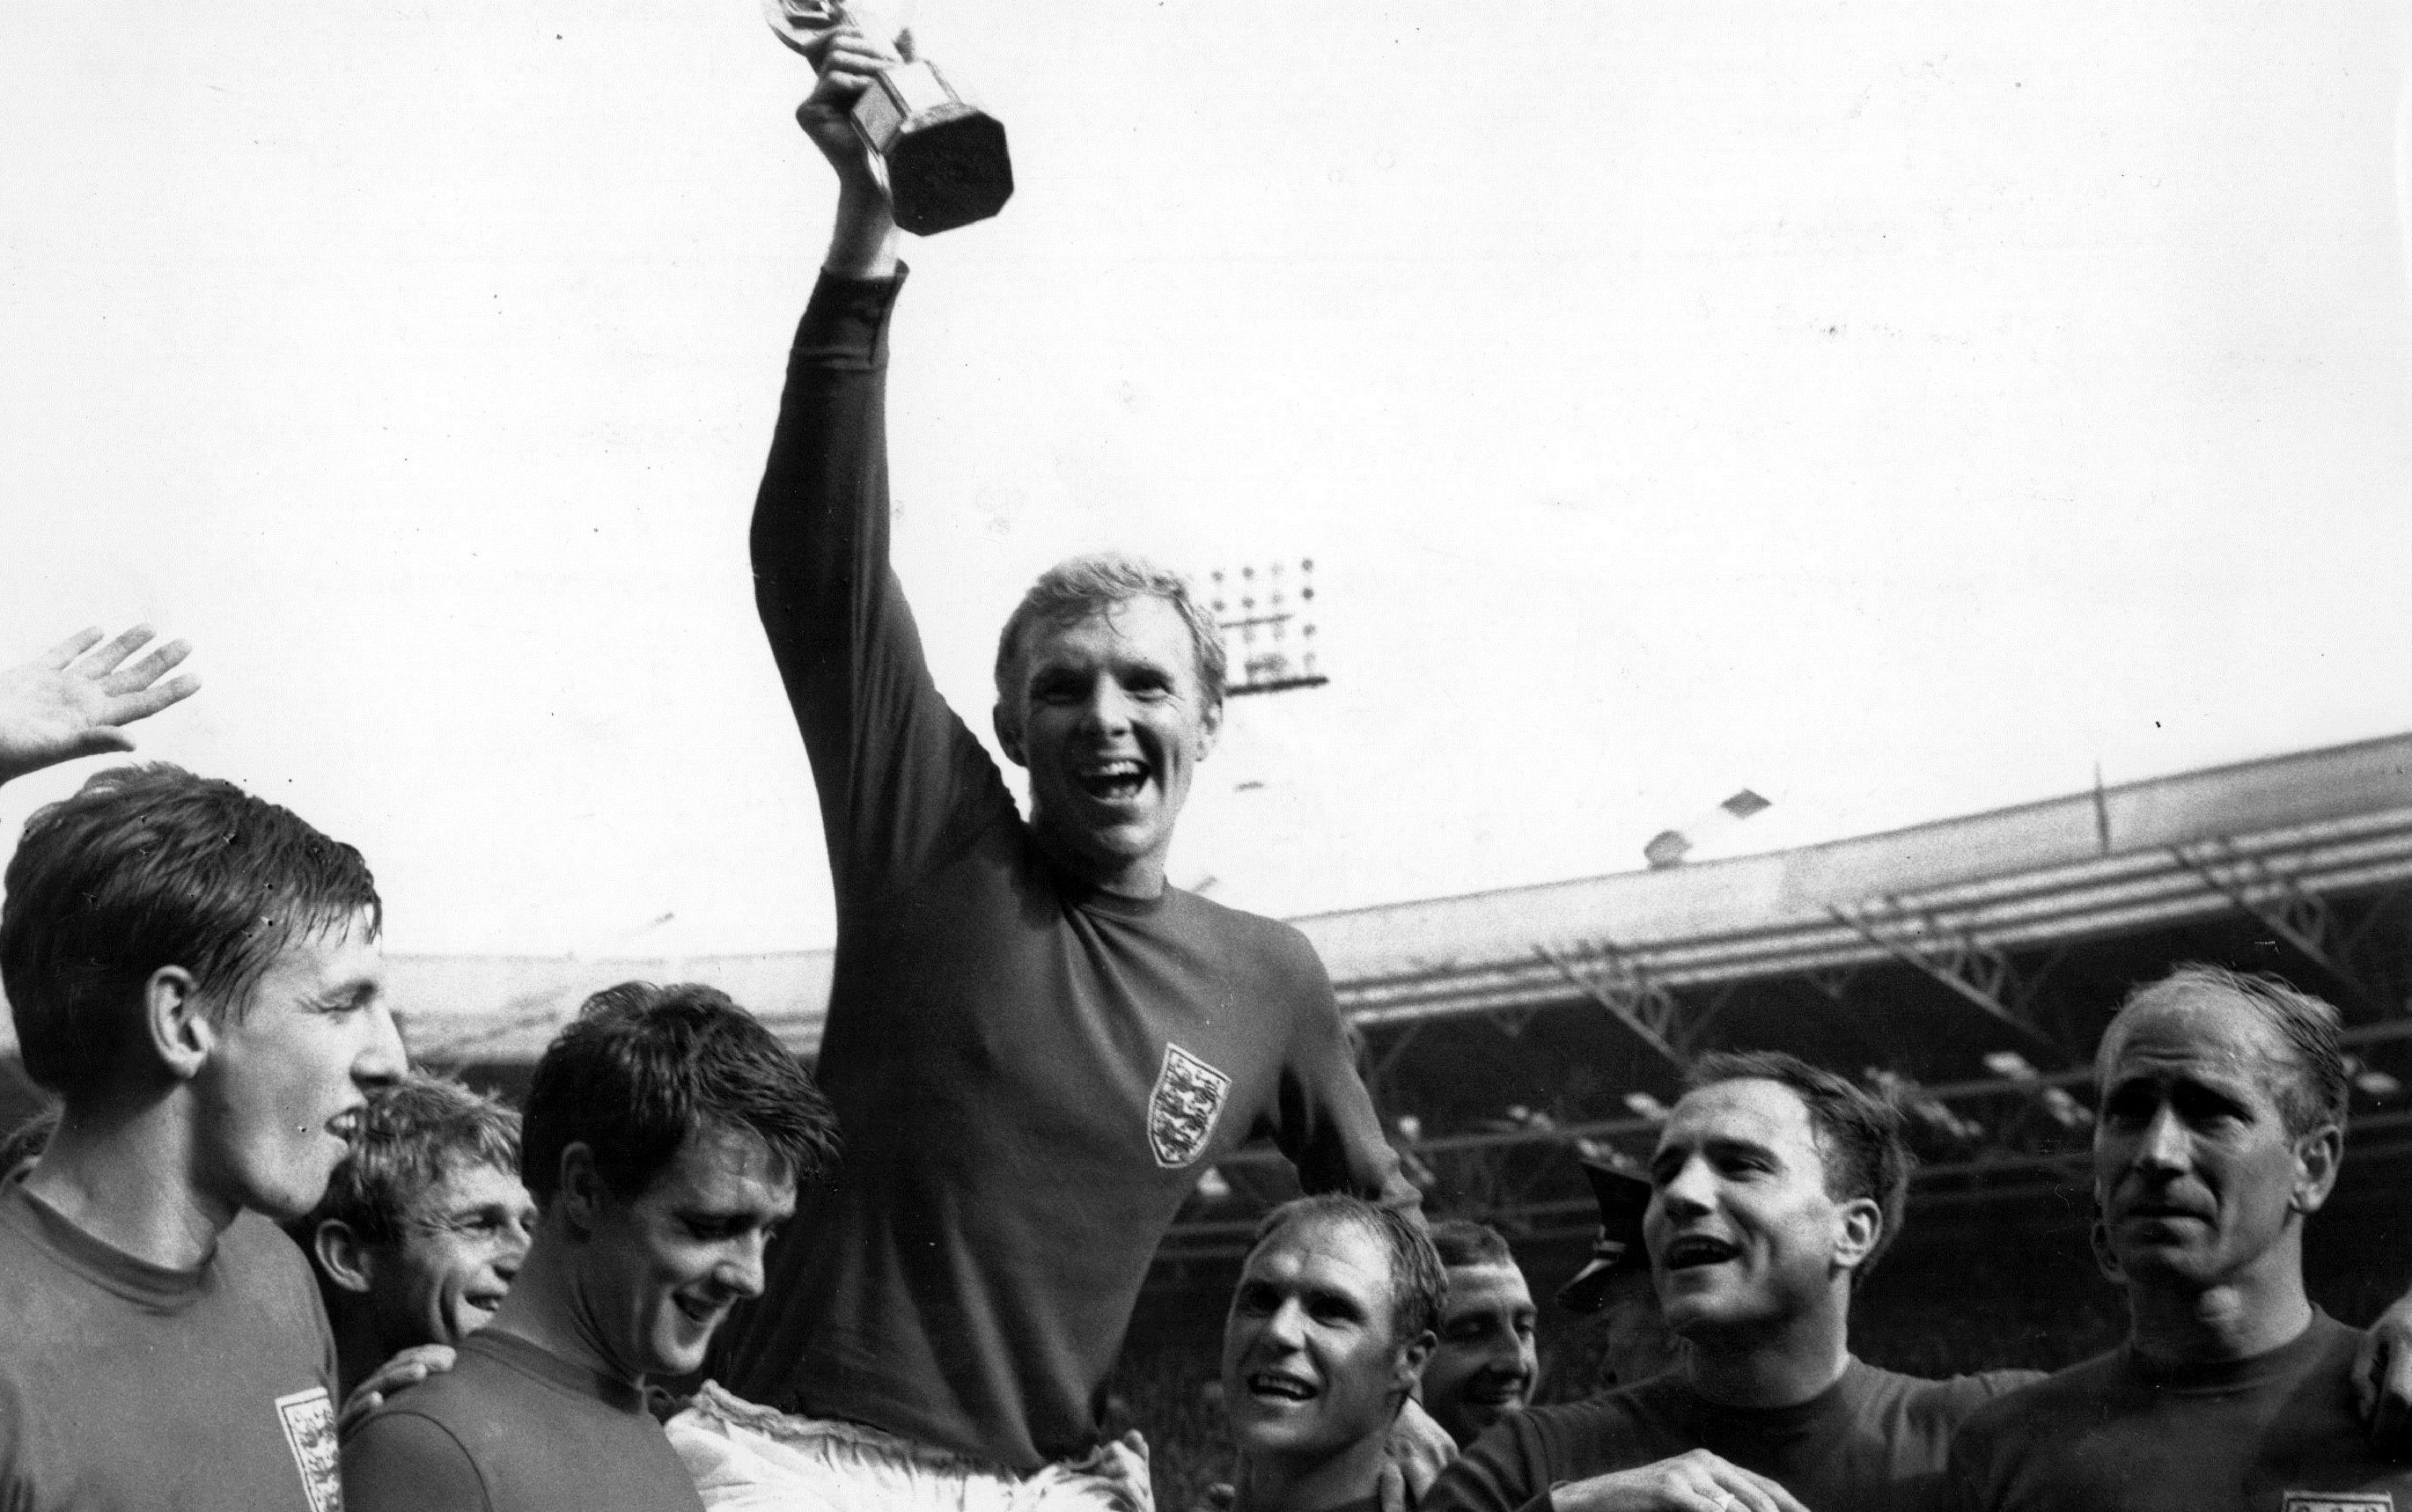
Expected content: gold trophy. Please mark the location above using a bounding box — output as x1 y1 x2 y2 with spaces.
764 0 1012 236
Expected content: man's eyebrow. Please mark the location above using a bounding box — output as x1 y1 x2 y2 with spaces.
1700 1134 1778 1162
1300 1282 1367 1315
311 979 380 1009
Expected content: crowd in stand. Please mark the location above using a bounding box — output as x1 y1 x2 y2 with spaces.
7 26 2412 1512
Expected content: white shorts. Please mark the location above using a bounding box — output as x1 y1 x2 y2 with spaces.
665 1383 1155 1512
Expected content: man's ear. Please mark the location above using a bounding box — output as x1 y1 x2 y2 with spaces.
1195 696 1224 762
1393 1328 1437 1394
314 1220 378 1295
992 702 1026 768
144 965 212 1082
1832 1196 1883 1275
558 1144 605 1238
2293 1122 2344 1215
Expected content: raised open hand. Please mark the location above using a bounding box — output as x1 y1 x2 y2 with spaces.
0 626 200 786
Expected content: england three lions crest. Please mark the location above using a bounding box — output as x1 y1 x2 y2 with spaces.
1149 1042 1232 1169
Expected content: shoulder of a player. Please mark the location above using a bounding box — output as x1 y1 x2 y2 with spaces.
218 1212 335 1332
2303 1308 2372 1363
1176 893 1328 976
1507 1381 1669 1471
222 1209 316 1279
1425 1406 1556 1512
342 1403 493 1512
1157 889 1326 980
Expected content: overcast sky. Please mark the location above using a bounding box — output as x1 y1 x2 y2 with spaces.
4 2 2408 958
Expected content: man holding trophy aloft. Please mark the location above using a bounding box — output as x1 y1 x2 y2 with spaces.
665 12 1423 1512
761 0 1011 235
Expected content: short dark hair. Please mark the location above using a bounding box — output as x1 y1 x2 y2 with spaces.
1251 1194 1446 1345
1 765 381 1101
1683 1051 1913 1284
2103 964 2349 1139
1430 1218 1516 1272
301 1075 522 1247
993 553 1228 709
520 982 840 1205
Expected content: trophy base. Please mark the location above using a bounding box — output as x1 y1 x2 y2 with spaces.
885 109 1012 235
850 61 1013 236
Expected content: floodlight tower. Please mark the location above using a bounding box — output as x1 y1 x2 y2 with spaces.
1210 559 1328 697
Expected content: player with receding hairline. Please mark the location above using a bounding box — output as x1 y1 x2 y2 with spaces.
1224 1196 1446 1512
1951 965 2412 1511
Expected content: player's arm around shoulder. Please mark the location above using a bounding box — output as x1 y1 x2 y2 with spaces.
2355 1291 2412 1450
341 1406 493 1512
1938 1383 2030 1512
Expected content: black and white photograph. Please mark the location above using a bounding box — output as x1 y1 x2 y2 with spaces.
4 4 2410 1509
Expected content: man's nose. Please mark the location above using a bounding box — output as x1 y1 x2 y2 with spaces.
495 1217 535 1275
2136 1104 2190 1171
717 1235 770 1301
1076 679 1133 734
1261 1297 1308 1349
1657 1157 1713 1217
356 1001 408 1089
1482 1337 1529 1374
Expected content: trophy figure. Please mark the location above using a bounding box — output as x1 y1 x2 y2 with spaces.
764 0 1012 236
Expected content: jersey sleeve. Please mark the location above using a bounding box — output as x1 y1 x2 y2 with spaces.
1254 927 1421 1215
341 1410 493 1512
750 268 1018 913
1940 1392 2020 1512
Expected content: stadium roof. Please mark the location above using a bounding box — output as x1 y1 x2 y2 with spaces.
1313 729 2412 1031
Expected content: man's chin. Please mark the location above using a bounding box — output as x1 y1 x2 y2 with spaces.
1460 1400 1519 1434
2110 1241 2219 1284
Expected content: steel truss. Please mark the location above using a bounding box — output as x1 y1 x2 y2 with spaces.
1159 865 2412 1273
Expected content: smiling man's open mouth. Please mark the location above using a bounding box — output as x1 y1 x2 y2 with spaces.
1246 1369 1317 1402
1077 760 1150 802
1662 1235 1742 1270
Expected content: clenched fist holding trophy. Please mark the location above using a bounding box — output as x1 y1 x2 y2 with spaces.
765 0 1011 235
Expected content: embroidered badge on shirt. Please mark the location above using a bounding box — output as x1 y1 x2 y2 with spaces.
1148 1042 1232 1169
276 1386 344 1512
2284 1495 2395 1512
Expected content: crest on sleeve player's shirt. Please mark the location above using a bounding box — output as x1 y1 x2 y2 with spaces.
1148 1042 1232 1169
2284 1496 2395 1512
276 1386 344 1512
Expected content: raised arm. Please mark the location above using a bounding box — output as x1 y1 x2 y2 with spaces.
0 626 198 788
751 29 1017 904
795 27 901 279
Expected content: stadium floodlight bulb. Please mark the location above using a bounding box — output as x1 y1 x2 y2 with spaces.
1982 1050 2038 1083
2353 1066 2403 1099
2041 1087 2093 1129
